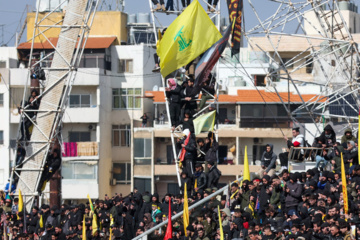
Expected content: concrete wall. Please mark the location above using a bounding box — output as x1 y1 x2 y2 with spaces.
27 11 128 44
0 48 18 68
0 69 11 185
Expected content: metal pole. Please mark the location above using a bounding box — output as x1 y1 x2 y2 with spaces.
133 176 244 240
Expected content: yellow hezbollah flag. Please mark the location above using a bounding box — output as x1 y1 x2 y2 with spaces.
92 213 98 236
82 215 86 240
341 153 348 215
87 194 94 212
193 110 216 135
18 189 23 213
157 0 222 77
183 182 189 236
243 146 250 181
39 215 44 228
217 206 224 240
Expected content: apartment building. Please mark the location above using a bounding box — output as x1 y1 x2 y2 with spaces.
0 6 161 200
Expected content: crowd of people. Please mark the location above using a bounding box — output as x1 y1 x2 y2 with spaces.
0 124 359 240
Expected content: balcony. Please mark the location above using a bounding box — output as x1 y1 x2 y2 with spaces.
63 106 99 123
62 142 99 160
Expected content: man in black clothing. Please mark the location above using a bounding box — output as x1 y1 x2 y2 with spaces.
166 78 182 130
179 129 197 178
207 161 221 189
182 77 198 116
193 164 207 193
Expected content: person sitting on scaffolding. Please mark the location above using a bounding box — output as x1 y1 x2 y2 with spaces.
318 124 336 148
257 144 277 178
279 127 304 171
207 0 218 12
181 0 191 10
165 0 174 12
151 0 166 11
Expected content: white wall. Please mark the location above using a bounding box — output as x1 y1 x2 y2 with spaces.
0 47 18 68
0 69 11 185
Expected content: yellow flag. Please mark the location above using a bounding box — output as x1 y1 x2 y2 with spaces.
87 194 94 212
217 206 224 240
183 182 189 236
157 0 222 77
92 213 98 236
193 110 216 135
18 189 23 213
243 146 250 181
109 227 112 240
82 215 86 240
39 215 44 228
341 153 348 215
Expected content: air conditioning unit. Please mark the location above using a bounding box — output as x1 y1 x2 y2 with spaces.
110 178 117 186
254 138 263 144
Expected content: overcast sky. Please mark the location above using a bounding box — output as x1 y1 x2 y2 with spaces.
0 0 279 46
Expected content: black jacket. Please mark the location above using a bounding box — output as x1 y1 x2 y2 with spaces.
205 141 218 163
207 165 221 188
166 85 182 103
194 171 207 191
319 124 336 147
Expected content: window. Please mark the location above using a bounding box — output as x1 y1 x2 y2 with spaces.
134 138 152 165
134 178 151 193
69 95 91 108
10 88 25 109
118 59 133 73
0 94 3 107
113 163 131 184
69 132 91 142
253 75 266 87
62 161 98 180
167 183 180 196
281 58 294 69
0 131 3 145
112 125 131 147
306 58 313 73
112 88 141 109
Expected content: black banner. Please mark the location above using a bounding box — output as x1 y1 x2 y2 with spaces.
227 0 243 56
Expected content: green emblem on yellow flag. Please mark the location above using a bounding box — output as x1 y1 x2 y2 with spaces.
157 0 222 77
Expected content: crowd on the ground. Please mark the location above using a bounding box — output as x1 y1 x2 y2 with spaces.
1 124 360 240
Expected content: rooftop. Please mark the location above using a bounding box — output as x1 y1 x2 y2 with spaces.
145 89 326 104
17 36 117 50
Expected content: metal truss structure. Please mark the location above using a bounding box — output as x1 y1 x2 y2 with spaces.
148 0 222 187
240 0 360 138
10 0 100 211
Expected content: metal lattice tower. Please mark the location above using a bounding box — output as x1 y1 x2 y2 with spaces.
225 0 360 138
10 0 101 211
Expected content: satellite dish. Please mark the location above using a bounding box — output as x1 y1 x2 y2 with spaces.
153 85 159 91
